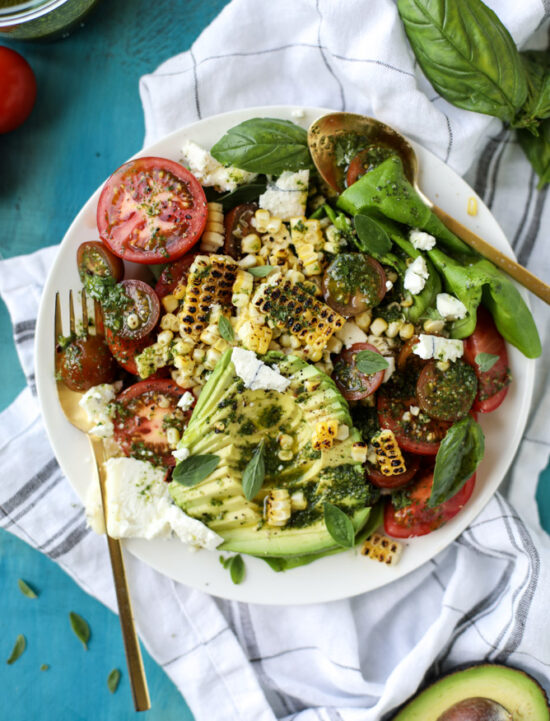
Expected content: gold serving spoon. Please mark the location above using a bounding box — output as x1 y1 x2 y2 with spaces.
308 112 550 305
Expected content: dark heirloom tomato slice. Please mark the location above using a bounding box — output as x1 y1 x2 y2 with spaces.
224 203 257 258
464 307 511 413
366 453 420 489
117 280 160 340
56 335 117 391
97 157 207 264
416 360 478 422
323 253 386 317
114 380 191 468
76 241 124 282
332 342 386 401
105 327 151 376
155 253 198 299
384 471 476 538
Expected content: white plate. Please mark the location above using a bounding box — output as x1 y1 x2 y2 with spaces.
35 106 535 605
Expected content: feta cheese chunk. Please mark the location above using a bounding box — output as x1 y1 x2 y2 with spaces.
79 382 122 438
335 321 368 349
413 335 464 362
177 391 195 411
409 229 436 251
404 256 429 295
181 139 256 192
382 356 395 383
173 446 190 463
258 170 309 221
231 348 290 392
86 457 223 549
436 293 467 321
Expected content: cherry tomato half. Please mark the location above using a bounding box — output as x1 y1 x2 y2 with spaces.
77 241 124 283
323 253 386 317
116 280 160 341
97 157 208 264
0 47 37 134
416 359 478 422
105 327 151 376
384 471 476 538
56 334 117 391
224 203 257 258
464 307 511 413
345 145 396 187
333 342 386 401
155 253 198 300
366 453 421 489
114 379 190 467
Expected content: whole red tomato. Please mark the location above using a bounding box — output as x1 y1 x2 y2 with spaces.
0 47 37 134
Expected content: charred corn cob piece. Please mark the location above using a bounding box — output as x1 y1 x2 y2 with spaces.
264 489 291 527
251 275 345 359
312 420 339 450
371 429 407 476
361 532 403 565
351 442 368 464
236 320 272 355
199 202 225 252
178 255 237 339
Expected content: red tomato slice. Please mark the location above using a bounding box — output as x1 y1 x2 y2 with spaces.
76 241 124 282
416 360 477 422
384 471 476 538
464 307 511 413
377 391 451 455
114 380 191 467
366 453 420 489
345 146 397 187
97 157 207 264
0 47 37 134
332 342 386 401
105 327 151 375
155 253 198 300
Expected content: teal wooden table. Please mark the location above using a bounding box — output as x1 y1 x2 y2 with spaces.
0 1 229 717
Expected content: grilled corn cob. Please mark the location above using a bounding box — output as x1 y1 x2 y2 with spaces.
264 489 291 527
361 532 403 565
312 420 339 450
199 202 225 252
371 429 407 476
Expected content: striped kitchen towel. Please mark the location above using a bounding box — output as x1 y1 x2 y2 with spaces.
1 1 550 720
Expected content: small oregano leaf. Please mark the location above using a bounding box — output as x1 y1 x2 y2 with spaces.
355 350 389 375
173 454 220 487
107 668 121 693
248 265 275 277
229 555 246 585
218 315 234 343
69 612 90 650
6 635 26 665
475 352 499 373
242 440 265 501
323 502 355 548
17 579 38 599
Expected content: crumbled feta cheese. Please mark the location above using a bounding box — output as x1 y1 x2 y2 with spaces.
231 348 290 392
413 335 464 362
258 170 309 221
385 280 394 291
173 447 190 463
404 256 429 295
181 139 256 192
86 457 223 550
335 321 368 348
382 356 395 383
410 405 420 416
79 382 122 438
291 108 306 119
436 293 467 321
409 229 436 251
177 391 195 411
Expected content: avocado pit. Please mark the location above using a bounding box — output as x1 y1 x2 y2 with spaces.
437 698 512 721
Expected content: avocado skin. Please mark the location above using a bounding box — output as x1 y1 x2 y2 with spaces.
390 664 549 721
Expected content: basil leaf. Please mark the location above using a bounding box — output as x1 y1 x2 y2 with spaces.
429 416 485 507
173 454 220 487
219 555 231 569
107 668 121 693
355 350 389 375
475 352 499 373
211 118 314 174
248 265 275 277
229 555 245 585
518 119 550 189
6 635 26 665
516 51 550 130
242 440 265 500
354 214 392 257
323 502 355 548
218 180 268 212
397 0 527 122
17 579 38 599
40 664 49 671
69 612 90 650
218 315 234 343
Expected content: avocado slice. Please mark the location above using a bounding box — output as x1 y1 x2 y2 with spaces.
391 664 549 721
169 349 373 557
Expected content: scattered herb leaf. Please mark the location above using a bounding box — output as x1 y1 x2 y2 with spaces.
7 635 26 665
242 440 265 500
517 119 550 189
218 180 268 212
69 612 90 650
229 555 245 585
323 502 355 548
17 579 38 599
354 213 392 256
219 555 232 569
475 352 499 373
355 350 389 375
218 315 234 343
248 265 275 277
40 664 49 671
173 454 220 487
107 668 121 693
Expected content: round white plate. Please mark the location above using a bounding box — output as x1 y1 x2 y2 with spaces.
35 105 535 605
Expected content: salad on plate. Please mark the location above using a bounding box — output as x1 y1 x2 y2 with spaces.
55 115 541 581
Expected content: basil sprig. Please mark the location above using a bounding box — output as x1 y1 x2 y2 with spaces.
173 454 220 487
355 350 389 375
429 416 485 507
211 118 314 175
6 635 26 665
242 440 265 500
323 502 355 548
69 612 90 650
220 554 246 584
475 352 499 373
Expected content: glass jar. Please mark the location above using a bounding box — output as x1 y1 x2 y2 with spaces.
0 0 99 41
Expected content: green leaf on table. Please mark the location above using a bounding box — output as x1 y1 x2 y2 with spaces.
429 416 485 507
17 579 38 599
355 350 389 375
323 502 355 548
6 635 26 665
475 352 499 373
218 180 268 212
218 315 234 343
248 265 276 278
515 51 550 131
69 612 91 650
397 0 528 123
40 664 49 671
229 555 245 585
518 119 550 189
107 668 121 693
354 213 392 256
211 118 314 174
242 440 265 500
173 454 220 487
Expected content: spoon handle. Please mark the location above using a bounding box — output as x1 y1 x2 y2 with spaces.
431 204 550 305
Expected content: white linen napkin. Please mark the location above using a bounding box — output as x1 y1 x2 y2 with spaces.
2 2 550 719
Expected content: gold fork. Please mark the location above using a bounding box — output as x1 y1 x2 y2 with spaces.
55 289 150 712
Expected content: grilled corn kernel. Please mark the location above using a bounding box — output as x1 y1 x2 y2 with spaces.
279 433 293 450
126 313 140 330
157 330 173 346
386 320 403 338
423 319 446 333
370 318 388 336
161 295 179 313
399 322 415 340
312 420 339 450
156 395 171 409
278 449 293 461
336 424 350 441
200 326 220 346
326 336 343 354
355 310 372 332
361 533 403 566
204 348 222 370
192 347 206 363
160 313 179 332
238 254 260 269
266 217 282 234
253 209 271 233
290 490 307 511
400 296 413 308
166 427 181 448
351 442 368 464
242 233 261 254
305 378 321 393
264 488 291 526
437 360 450 372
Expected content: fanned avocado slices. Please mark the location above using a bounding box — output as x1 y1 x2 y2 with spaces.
169 349 374 557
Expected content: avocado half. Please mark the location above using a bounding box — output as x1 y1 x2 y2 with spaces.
391 664 549 721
